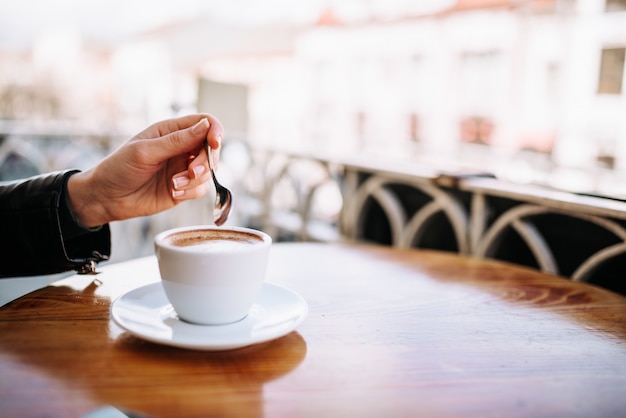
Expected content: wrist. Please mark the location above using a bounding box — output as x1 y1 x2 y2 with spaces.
66 170 108 228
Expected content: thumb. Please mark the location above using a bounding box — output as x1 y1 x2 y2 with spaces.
154 118 210 161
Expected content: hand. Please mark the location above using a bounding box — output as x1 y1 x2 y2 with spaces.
66 113 224 228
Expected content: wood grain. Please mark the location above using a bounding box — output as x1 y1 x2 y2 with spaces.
1 242 625 418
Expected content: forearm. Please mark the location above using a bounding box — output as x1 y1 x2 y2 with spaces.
0 171 111 278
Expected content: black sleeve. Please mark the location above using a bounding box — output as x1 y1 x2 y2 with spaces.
0 170 111 278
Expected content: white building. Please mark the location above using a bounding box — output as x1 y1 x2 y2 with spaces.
1 0 625 195
194 0 626 195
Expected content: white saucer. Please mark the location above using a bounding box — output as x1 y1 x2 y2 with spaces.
110 282 308 351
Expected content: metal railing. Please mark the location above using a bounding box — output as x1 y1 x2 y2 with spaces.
235 148 626 296
2 129 625 296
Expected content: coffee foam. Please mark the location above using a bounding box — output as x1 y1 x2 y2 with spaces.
165 229 263 248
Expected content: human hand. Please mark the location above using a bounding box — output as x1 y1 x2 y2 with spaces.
67 113 224 228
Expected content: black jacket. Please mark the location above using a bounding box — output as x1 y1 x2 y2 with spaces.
0 170 111 278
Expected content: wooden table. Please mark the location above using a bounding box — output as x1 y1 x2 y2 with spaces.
1 242 626 418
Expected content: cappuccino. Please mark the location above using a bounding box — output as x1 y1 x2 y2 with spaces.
154 225 272 325
165 229 264 252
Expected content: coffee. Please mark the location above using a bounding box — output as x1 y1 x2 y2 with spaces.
165 229 264 252
154 225 272 325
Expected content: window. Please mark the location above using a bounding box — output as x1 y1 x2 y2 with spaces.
597 47 625 95
459 117 494 145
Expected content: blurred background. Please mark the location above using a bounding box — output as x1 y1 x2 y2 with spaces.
1 0 625 288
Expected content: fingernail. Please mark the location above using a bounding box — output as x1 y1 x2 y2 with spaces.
217 134 222 145
192 118 209 135
172 175 190 189
193 165 205 178
172 189 185 198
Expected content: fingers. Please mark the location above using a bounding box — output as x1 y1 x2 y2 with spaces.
172 113 224 152
148 113 217 137
186 116 223 173
172 181 211 201
171 166 211 200
204 115 223 171
207 134 222 171
139 113 225 201
206 115 224 149
147 114 224 163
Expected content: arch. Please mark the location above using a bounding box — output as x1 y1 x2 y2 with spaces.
572 242 626 283
403 193 469 253
345 175 468 250
476 204 626 276
344 176 406 246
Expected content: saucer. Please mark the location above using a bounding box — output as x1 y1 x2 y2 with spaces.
110 282 308 351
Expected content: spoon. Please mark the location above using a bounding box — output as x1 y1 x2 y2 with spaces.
205 140 232 226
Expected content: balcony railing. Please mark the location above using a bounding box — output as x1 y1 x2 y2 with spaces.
3 129 626 297
230 145 626 296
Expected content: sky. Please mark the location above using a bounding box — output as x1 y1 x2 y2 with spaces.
0 0 456 50
0 0 324 50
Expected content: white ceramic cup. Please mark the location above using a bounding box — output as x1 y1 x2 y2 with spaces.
154 225 272 325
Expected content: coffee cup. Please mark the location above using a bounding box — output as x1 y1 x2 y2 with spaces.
154 225 272 325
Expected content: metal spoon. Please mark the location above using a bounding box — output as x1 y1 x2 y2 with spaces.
205 140 232 226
